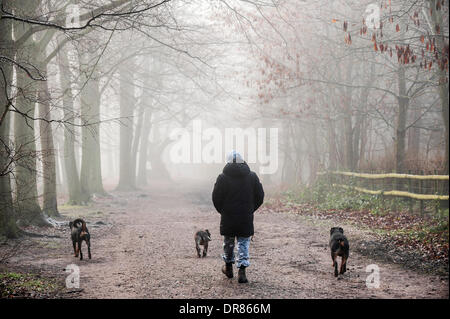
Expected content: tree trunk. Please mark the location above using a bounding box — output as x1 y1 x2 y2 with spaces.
116 61 136 190
0 112 17 238
307 122 319 184
353 63 373 170
57 46 85 204
281 121 296 185
79 49 105 197
359 117 369 169
352 115 362 169
136 108 152 186
327 118 338 170
12 5 48 226
292 121 303 184
439 75 449 174
430 0 449 174
0 3 18 236
407 107 421 165
88 76 105 195
326 85 338 171
38 62 59 217
14 67 47 225
342 59 354 171
395 65 409 175
130 104 144 188
53 128 67 193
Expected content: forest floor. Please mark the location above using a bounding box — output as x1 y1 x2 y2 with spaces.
0 182 448 299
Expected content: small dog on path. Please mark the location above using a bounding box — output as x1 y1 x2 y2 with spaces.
69 218 91 260
194 229 211 258
329 227 349 277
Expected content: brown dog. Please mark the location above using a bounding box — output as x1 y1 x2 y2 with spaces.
69 219 91 260
194 229 211 258
329 227 349 277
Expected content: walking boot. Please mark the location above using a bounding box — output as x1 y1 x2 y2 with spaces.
222 263 233 278
238 266 248 283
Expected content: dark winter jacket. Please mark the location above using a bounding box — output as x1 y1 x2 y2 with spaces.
212 162 264 237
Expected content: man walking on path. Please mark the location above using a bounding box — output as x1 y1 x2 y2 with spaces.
212 151 264 283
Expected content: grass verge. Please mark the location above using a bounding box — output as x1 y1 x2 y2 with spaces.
0 271 62 298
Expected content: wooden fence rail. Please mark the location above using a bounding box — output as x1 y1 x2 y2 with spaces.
317 171 449 214
321 171 449 181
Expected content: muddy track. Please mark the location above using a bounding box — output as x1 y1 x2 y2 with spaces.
3 184 448 299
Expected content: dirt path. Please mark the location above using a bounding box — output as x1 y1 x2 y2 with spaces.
3 184 448 298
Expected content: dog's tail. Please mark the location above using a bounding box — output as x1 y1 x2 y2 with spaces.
72 218 87 231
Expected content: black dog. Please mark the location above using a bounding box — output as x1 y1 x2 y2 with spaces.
194 229 211 258
69 219 91 260
329 227 349 277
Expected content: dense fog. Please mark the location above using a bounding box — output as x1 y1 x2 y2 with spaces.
0 0 448 229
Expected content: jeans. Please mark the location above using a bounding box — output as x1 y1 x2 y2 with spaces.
222 236 251 268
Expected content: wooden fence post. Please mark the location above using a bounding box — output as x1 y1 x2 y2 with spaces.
392 175 397 213
419 170 424 215
371 170 374 191
434 169 438 194
434 169 439 215
429 170 433 195
408 170 413 214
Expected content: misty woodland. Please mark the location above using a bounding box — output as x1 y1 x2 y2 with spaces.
0 0 448 299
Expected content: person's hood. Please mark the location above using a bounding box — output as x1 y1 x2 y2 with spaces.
223 162 250 177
